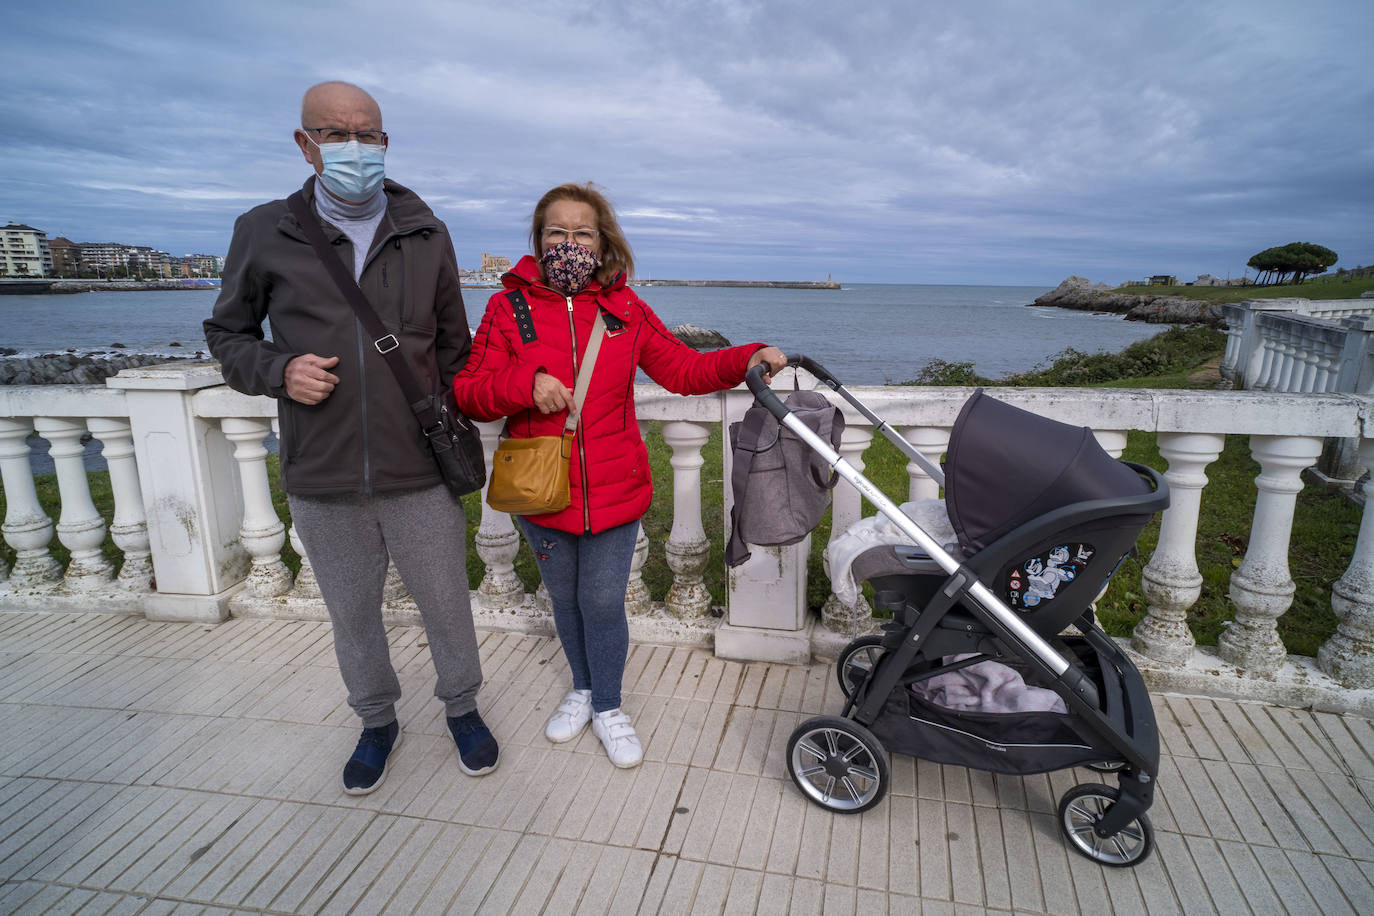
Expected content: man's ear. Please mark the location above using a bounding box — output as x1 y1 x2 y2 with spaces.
293 129 315 164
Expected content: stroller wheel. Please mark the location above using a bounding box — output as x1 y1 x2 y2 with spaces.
1058 783 1155 867
836 635 886 698
786 715 889 814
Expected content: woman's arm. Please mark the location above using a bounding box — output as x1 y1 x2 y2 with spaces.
451 294 543 421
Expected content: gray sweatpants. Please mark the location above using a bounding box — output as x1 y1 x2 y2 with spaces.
289 484 482 728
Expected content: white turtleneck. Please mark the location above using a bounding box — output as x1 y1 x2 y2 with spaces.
313 181 387 281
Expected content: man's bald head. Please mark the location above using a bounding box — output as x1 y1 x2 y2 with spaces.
300 81 382 130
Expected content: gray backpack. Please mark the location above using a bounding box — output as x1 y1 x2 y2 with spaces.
726 389 845 567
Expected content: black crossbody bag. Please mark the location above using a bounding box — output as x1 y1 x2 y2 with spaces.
286 185 485 499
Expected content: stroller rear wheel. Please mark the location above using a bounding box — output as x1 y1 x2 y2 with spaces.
787 716 889 813
835 635 886 699
1058 783 1155 867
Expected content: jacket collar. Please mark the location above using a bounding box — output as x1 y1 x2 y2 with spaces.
503 253 627 296
277 174 440 243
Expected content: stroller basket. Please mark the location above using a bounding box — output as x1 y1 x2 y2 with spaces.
747 356 1169 868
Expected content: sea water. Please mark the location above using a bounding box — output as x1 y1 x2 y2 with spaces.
1 284 1166 385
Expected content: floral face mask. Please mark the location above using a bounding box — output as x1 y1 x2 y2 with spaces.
541 240 602 295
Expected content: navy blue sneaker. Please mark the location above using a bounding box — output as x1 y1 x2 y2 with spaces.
342 720 402 795
447 711 499 776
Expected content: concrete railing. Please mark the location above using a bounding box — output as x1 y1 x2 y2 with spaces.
3 363 1374 715
1220 299 1374 484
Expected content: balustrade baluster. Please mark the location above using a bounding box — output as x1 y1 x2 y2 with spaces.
1220 434 1323 674
1133 432 1224 664
472 419 525 610
86 417 151 590
287 523 321 598
1319 439 1374 688
220 417 292 597
822 422 875 633
1092 429 1128 460
0 418 61 589
1253 336 1279 390
32 417 113 590
900 427 950 502
1277 330 1301 391
623 420 652 615
662 420 711 619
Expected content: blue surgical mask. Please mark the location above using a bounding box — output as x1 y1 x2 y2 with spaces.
312 138 386 201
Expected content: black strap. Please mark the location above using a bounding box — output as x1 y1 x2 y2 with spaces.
508 290 538 344
285 183 441 431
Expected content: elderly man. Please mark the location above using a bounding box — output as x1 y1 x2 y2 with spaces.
204 81 497 794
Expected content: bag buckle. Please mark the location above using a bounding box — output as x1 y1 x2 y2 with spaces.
374 334 399 354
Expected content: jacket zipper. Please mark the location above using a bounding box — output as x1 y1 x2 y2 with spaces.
565 294 593 533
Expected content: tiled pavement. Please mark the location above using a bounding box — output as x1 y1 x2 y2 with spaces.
1 613 1372 915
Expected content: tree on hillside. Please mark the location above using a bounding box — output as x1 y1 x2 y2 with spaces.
1246 242 1338 285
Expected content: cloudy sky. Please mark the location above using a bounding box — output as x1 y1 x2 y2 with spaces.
3 0 1370 285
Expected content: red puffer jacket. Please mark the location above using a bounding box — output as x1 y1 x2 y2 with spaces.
454 255 763 534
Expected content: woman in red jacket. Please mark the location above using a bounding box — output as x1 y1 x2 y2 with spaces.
454 183 785 768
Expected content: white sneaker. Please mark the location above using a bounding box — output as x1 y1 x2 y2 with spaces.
592 708 643 768
545 689 593 743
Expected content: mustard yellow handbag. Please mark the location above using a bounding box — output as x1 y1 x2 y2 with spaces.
486 314 606 515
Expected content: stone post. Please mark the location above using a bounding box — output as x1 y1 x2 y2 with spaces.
1220 434 1323 674
662 419 711 619
472 419 525 611
717 372 812 664
106 364 248 621
0 418 62 591
1318 438 1374 688
86 417 152 590
220 416 292 598
32 416 114 590
821 420 874 635
1133 432 1224 665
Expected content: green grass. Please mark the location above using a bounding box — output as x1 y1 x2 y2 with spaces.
0 322 1359 658
1115 274 1374 303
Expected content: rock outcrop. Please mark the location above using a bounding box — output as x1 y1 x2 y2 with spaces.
0 352 192 385
1032 276 1225 326
670 324 732 350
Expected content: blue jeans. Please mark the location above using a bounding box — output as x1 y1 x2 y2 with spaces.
519 517 638 713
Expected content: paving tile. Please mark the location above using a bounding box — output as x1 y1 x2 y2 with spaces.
1314 711 1374 781
604 847 657 916
1212 837 1285 915
1283 848 1358 916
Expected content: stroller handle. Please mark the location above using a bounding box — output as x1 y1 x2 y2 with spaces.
745 354 842 422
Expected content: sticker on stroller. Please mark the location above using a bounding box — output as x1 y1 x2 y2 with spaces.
1005 543 1095 608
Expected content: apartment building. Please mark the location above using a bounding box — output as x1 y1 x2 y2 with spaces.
1 222 53 276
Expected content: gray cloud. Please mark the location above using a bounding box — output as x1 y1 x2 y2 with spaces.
2 0 1369 283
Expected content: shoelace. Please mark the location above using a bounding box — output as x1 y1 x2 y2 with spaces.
450 714 485 736
356 728 392 749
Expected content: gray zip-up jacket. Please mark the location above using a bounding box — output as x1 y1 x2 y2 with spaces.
204 176 471 496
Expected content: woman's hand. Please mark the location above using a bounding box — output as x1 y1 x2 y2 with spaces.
746 346 788 383
532 370 576 414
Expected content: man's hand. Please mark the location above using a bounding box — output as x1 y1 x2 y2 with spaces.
285 354 340 405
532 370 575 415
746 346 788 383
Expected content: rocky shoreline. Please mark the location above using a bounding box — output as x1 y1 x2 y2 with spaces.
1032 276 1226 325
0 350 194 385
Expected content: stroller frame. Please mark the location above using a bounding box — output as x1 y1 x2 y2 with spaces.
746 357 1169 867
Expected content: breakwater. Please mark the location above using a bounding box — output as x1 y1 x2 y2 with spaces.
1032 276 1224 325
636 279 840 290
0 278 220 295
0 351 192 385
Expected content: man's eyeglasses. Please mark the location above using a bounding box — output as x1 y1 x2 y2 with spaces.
542 227 598 246
304 127 387 145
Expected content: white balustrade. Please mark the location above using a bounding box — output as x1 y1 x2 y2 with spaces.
1220 434 1324 674
900 426 950 502
0 418 61 590
1133 432 1225 664
623 421 653 616
220 417 292 598
662 420 712 619
86 417 151 590
31 416 114 590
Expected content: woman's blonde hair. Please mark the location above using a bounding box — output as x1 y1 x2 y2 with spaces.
530 182 634 286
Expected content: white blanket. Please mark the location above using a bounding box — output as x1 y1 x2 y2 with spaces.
823 499 959 606
910 654 1068 714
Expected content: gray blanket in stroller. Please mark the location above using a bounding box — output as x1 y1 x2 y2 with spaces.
909 654 1068 714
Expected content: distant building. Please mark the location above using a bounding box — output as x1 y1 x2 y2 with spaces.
1 222 53 276
480 253 512 273
48 236 81 275
1148 275 1177 286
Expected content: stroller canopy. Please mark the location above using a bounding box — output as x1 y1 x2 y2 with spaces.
943 390 1152 553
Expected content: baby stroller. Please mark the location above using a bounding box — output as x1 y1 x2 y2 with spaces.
742 357 1169 867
